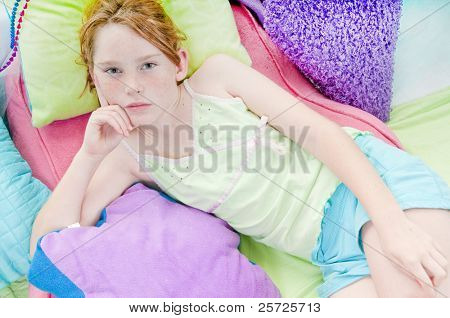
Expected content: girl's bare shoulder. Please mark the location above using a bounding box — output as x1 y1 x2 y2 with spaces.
187 59 235 99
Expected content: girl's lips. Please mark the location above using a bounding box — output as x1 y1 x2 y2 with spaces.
125 104 152 110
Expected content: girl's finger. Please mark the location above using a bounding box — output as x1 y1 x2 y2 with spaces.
422 255 447 287
96 108 127 136
94 74 110 108
91 113 123 135
432 240 447 262
410 263 433 289
109 105 133 130
103 109 129 136
429 247 449 272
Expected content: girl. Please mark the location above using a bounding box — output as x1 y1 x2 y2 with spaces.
30 0 450 298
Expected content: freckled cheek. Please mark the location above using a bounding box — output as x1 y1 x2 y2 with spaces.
97 79 122 102
140 80 165 100
103 78 121 91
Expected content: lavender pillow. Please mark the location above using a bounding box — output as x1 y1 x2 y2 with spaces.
28 183 281 298
262 0 402 122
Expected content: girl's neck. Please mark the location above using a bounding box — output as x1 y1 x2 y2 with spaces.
139 83 191 134
127 83 194 158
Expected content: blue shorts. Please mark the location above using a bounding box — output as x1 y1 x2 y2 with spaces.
310 134 450 298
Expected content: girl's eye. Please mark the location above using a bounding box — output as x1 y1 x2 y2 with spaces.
143 63 156 70
105 68 120 75
104 63 155 75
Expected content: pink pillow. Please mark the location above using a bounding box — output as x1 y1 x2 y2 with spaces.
5 56 88 191
5 3 402 298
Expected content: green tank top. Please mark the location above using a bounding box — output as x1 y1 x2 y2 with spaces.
121 78 374 260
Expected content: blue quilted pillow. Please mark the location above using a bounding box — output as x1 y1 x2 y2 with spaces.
0 117 50 289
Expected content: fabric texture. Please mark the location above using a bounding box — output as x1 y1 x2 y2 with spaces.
4 0 251 127
311 133 450 297
262 0 403 122
0 117 51 290
28 183 281 298
0 276 28 298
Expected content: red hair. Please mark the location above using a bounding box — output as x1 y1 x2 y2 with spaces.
77 0 186 97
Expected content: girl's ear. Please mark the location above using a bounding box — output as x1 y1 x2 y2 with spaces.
175 48 189 82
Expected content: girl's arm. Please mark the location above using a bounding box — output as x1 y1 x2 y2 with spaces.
199 53 447 288
29 100 135 259
29 145 137 259
29 149 103 258
200 54 402 225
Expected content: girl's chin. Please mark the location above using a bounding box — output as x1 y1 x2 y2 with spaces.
126 111 149 123
127 110 162 124
128 119 153 130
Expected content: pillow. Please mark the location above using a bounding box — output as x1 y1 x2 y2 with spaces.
0 276 28 297
0 117 51 290
6 0 251 128
262 0 403 122
161 0 252 77
28 183 281 298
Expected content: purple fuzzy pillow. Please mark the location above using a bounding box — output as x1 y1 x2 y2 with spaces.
262 0 402 122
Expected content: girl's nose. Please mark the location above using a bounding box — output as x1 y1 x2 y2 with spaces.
125 79 144 95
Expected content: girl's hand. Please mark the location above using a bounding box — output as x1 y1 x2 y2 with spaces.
80 76 134 158
376 214 448 289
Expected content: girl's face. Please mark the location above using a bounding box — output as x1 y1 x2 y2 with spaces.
90 23 188 128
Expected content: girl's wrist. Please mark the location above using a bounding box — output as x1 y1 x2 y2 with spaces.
371 205 407 231
77 146 106 162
